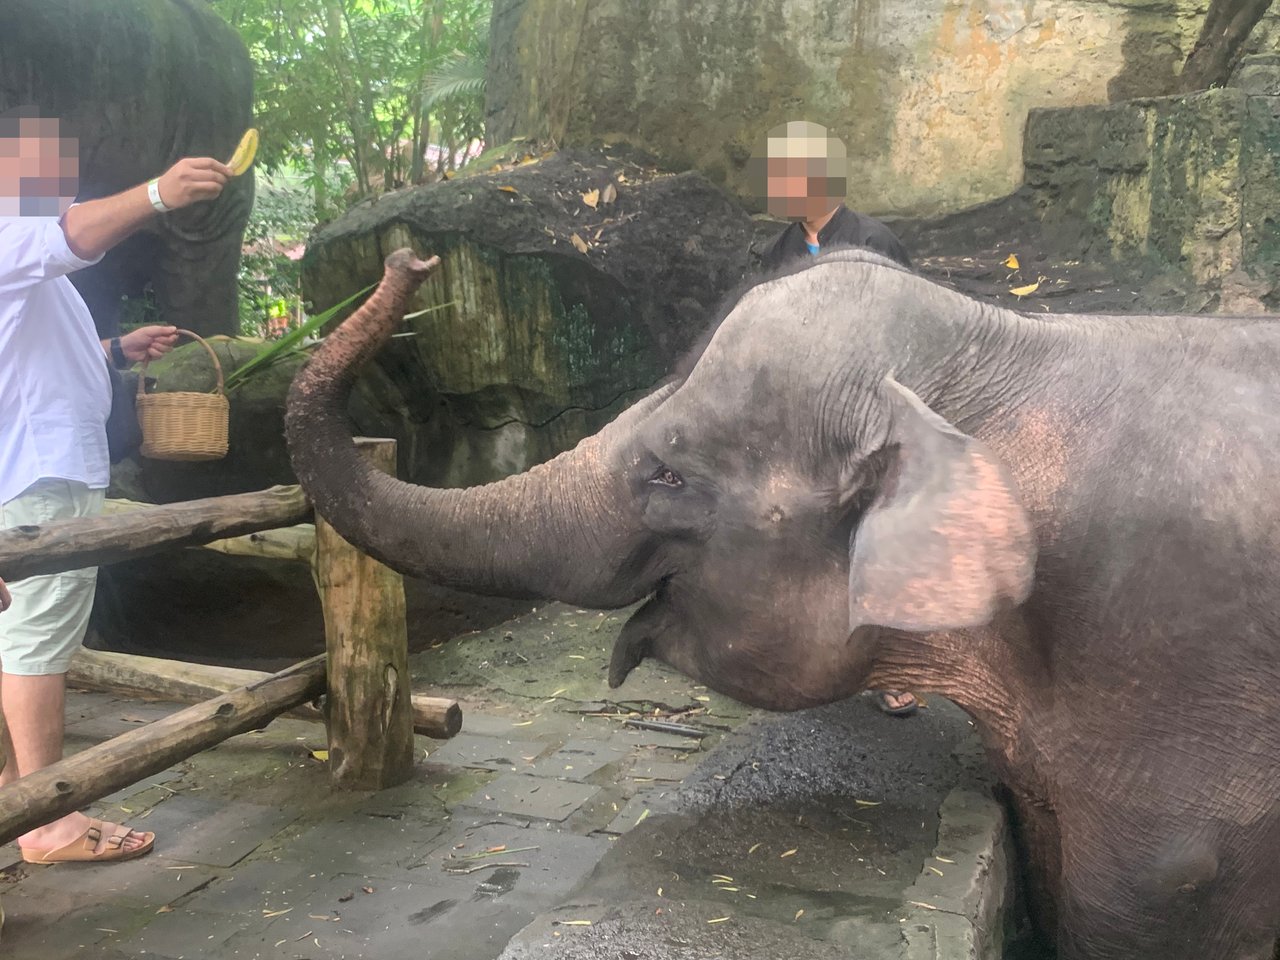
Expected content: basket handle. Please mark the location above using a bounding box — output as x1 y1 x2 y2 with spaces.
137 329 226 397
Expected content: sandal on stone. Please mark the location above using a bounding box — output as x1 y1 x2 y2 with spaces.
877 690 919 718
21 818 155 864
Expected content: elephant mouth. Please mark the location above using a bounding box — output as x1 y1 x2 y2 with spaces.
608 592 665 688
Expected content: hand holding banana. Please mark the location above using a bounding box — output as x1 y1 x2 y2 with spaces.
152 128 258 211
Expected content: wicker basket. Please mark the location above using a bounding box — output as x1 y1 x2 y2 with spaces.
136 329 230 462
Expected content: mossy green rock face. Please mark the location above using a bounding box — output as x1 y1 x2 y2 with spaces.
1024 83 1280 310
303 150 754 488
486 0 1280 219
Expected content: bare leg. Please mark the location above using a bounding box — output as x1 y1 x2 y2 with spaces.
1 672 147 853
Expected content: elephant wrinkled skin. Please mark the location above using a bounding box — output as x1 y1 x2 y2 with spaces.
285 248 1280 959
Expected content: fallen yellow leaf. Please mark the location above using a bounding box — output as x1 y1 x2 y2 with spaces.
1003 254 1020 270
854 799 880 807
310 749 329 762
635 808 651 826
570 233 590 254
748 843 762 854
582 189 600 209
707 917 731 924
497 185 520 195
795 909 805 921
602 182 617 205
1010 281 1040 297
780 849 797 859
512 720 534 726
557 919 593 926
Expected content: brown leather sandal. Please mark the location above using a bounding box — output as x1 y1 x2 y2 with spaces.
21 818 155 864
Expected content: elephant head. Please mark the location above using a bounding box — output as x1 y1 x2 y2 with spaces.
286 249 1037 711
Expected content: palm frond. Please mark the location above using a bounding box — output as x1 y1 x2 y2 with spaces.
422 52 487 110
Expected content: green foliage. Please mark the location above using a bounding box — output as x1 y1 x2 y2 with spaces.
237 170 315 335
211 0 492 221
224 288 457 393
224 282 373 392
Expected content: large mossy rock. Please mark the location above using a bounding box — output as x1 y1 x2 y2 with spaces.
1024 82 1280 311
303 149 754 488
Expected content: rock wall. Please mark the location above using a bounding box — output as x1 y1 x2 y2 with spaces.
487 0 1280 219
1024 79 1280 310
302 151 755 488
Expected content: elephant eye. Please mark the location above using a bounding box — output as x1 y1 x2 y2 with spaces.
648 464 684 488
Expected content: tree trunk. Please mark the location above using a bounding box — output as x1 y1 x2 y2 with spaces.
1178 0 1275 92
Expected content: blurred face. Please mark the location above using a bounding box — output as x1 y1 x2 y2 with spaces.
0 115 79 217
750 120 848 223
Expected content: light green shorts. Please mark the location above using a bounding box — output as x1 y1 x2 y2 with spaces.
0 478 104 676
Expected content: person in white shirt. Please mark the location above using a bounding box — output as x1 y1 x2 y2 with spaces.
0 106 233 864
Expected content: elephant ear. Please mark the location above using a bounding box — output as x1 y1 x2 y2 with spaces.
848 379 1036 634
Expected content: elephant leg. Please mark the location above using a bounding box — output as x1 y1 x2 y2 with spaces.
68 233 161 338
1055 805 1280 960
152 175 254 337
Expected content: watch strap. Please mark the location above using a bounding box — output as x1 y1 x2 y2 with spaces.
109 337 129 369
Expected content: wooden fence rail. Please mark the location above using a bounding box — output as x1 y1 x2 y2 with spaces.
69 648 460 739
0 485 311 581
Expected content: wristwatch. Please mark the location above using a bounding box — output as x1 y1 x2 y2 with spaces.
109 337 130 369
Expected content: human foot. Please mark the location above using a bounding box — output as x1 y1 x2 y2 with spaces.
877 690 918 717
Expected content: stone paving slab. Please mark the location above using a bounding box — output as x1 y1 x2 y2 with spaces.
524 739 628 782
460 772 602 822
424 734 550 771
141 796 301 868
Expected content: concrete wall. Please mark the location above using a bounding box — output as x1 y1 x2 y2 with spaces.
487 0 1280 219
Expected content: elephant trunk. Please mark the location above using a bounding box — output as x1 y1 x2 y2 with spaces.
286 249 660 607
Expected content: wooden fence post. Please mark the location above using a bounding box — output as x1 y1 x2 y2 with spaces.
314 438 415 790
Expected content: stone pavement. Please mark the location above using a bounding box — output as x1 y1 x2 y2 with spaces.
0 604 1015 959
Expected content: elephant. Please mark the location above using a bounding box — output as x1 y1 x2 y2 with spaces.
285 248 1280 959
0 0 254 338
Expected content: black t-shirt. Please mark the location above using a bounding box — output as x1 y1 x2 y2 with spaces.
759 204 912 273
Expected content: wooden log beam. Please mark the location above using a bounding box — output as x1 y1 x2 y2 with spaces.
103 499 316 563
316 439 416 790
0 485 312 582
68 648 461 739
0 655 326 848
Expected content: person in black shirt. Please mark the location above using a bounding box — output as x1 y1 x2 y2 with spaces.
754 120 911 274
752 121 918 718
761 201 912 273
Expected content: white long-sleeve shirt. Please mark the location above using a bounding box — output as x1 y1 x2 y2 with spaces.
0 217 109 505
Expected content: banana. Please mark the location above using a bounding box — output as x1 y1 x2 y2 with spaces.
226 128 259 176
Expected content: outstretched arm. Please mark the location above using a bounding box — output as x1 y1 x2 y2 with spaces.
62 157 234 261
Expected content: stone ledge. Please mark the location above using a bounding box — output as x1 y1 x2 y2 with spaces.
901 788 1012 960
